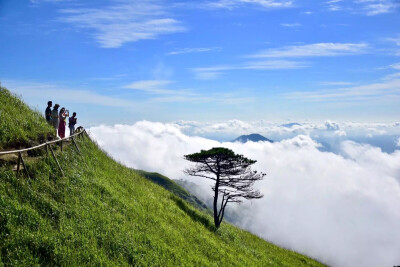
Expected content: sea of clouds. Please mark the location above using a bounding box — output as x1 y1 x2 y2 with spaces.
89 120 400 267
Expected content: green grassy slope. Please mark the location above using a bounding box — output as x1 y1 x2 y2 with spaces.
137 170 209 212
0 87 324 266
0 87 53 150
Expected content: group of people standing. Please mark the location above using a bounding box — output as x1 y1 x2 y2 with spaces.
45 101 77 139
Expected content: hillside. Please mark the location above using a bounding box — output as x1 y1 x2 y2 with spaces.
136 170 209 212
0 86 324 266
0 88 53 150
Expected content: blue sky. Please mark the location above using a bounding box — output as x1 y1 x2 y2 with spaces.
1 0 399 125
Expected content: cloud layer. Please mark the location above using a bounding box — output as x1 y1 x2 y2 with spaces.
89 121 400 267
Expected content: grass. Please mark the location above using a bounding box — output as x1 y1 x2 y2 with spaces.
137 170 209 212
0 87 325 266
0 86 53 150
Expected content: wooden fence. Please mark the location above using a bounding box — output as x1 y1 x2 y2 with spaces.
0 129 89 178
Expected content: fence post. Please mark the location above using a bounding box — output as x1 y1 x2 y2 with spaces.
49 144 64 177
19 152 30 179
72 136 88 168
71 136 81 154
16 152 21 177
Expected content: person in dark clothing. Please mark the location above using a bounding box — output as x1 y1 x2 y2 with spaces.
69 112 77 136
51 104 60 137
45 101 52 123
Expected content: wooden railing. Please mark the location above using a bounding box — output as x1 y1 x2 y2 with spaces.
0 128 89 178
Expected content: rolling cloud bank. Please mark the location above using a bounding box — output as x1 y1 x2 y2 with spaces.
89 120 400 267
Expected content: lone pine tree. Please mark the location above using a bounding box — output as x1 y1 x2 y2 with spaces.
184 147 265 229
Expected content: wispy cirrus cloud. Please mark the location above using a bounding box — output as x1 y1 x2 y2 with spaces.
166 47 221 55
325 0 400 15
192 60 307 79
383 62 400 80
319 81 355 86
203 0 294 9
356 0 400 15
123 80 178 94
149 95 255 104
249 43 369 58
387 37 400 46
280 22 301 27
3 80 134 107
386 36 400 55
285 62 400 104
123 80 254 104
325 0 344 11
58 1 185 48
390 62 400 70
285 78 400 102
30 0 68 3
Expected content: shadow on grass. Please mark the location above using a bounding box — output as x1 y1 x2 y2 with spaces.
171 195 216 232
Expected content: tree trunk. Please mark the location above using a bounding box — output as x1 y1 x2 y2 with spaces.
213 173 220 228
218 198 228 227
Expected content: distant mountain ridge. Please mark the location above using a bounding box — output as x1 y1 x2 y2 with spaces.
232 133 273 143
281 122 302 128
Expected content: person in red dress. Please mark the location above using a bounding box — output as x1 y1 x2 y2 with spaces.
58 107 68 138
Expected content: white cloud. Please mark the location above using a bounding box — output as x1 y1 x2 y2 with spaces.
280 22 301 27
396 137 400 147
391 62 400 70
166 47 221 55
123 80 181 94
381 62 400 80
3 80 133 107
172 120 400 144
122 80 253 104
89 121 400 267
325 0 399 15
285 78 400 102
243 60 307 69
193 70 224 80
191 60 306 79
387 37 400 46
326 0 343 3
335 129 347 136
383 72 400 80
204 0 294 9
59 1 185 48
325 120 340 131
327 4 342 11
249 43 369 58
319 81 355 86
367 127 387 135
30 0 67 3
356 0 400 15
